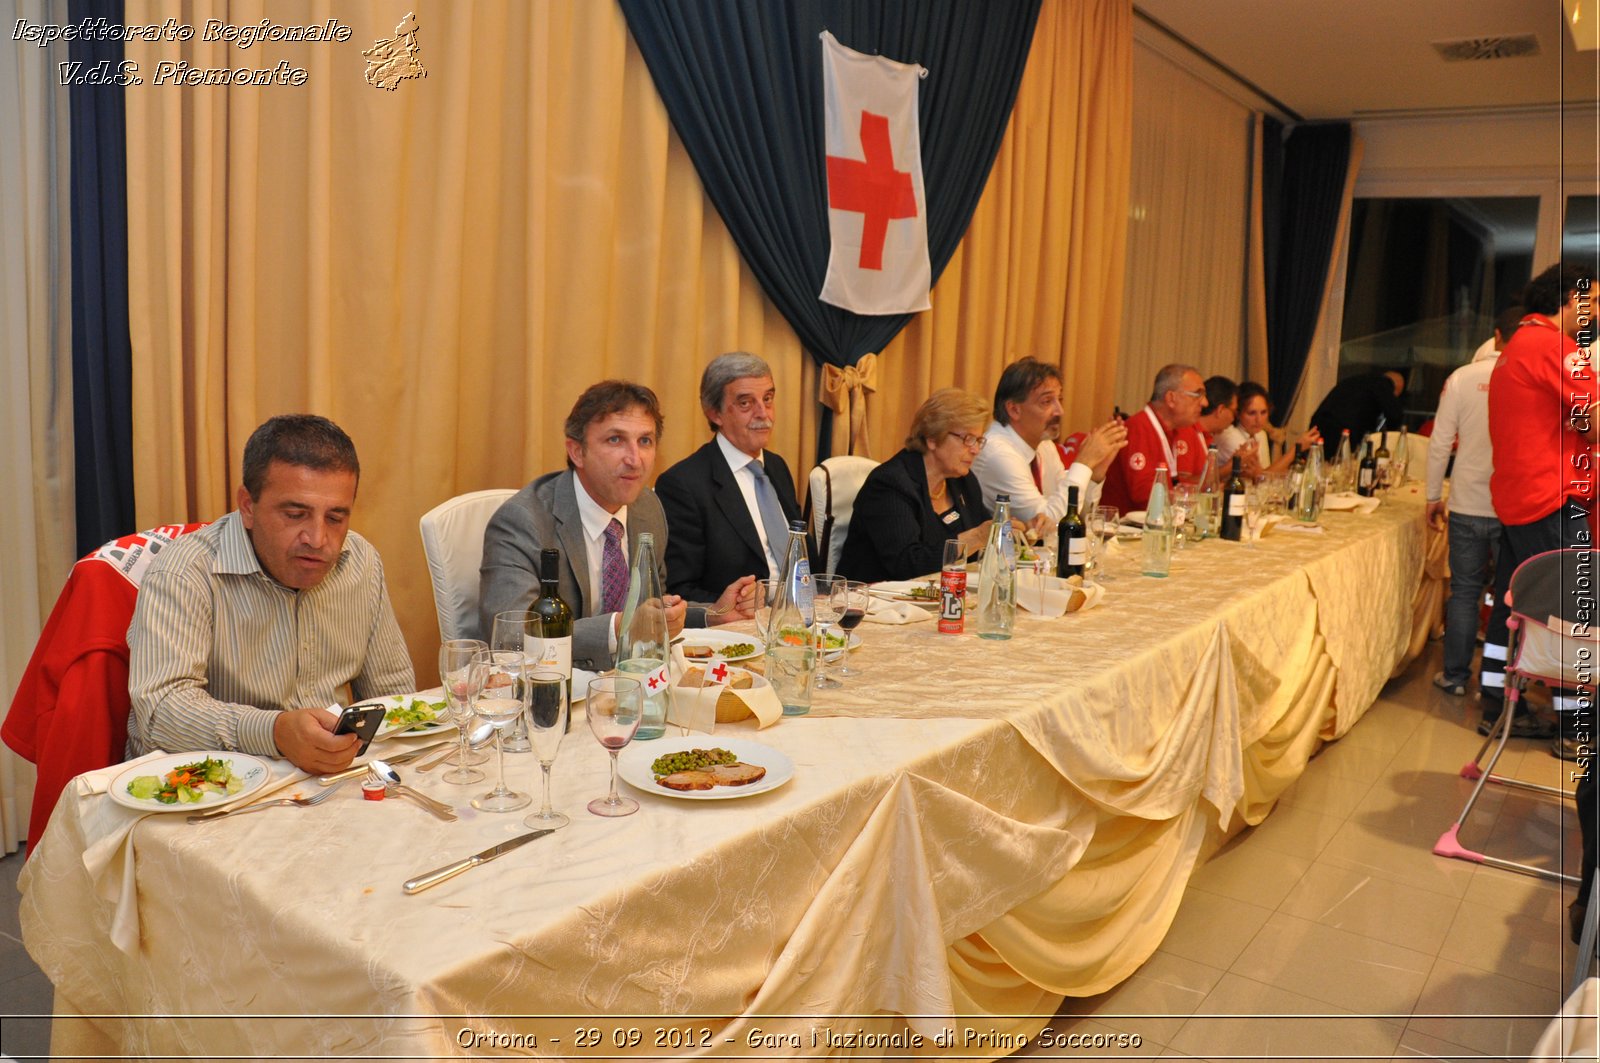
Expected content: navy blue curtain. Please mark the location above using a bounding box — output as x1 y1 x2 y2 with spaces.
1261 120 1352 420
618 0 1041 373
68 0 136 553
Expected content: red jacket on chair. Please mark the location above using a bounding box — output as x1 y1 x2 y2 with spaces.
3 524 206 849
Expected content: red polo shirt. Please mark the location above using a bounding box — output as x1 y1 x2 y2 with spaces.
1488 314 1596 526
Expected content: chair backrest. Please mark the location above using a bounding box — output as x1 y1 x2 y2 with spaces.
419 488 518 640
1504 547 1600 687
804 456 879 576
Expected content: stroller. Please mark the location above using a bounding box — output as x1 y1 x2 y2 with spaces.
1432 547 1596 991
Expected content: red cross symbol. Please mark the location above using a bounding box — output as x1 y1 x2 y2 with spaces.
710 661 729 683
826 111 917 271
647 674 662 691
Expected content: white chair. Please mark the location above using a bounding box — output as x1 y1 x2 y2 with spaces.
418 488 518 640
805 456 879 576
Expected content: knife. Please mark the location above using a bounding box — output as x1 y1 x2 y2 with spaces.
317 740 452 786
403 829 556 894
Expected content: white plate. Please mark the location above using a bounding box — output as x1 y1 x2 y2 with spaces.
617 736 794 801
677 630 765 662
108 752 272 813
370 695 456 741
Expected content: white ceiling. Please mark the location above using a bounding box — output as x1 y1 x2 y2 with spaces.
1135 0 1599 120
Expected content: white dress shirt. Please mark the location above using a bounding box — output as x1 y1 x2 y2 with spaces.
1426 339 1500 518
715 432 781 577
970 420 1099 522
573 475 628 652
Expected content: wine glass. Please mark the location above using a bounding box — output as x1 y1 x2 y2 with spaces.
438 638 488 784
1170 484 1195 549
470 647 532 812
1243 484 1264 548
752 577 782 644
524 668 569 829
1090 505 1120 581
831 579 869 678
491 610 542 753
812 575 842 690
587 675 642 817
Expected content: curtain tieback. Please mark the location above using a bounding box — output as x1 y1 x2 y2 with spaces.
821 353 879 457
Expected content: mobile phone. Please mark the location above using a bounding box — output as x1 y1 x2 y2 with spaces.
1113 405 1126 421
333 704 387 755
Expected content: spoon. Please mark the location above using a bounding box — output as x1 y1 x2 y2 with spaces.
366 760 457 821
415 721 495 773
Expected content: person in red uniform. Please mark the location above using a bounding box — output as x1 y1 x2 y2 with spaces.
1100 364 1210 513
1477 262 1597 762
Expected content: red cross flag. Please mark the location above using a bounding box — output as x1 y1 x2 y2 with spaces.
819 31 931 316
699 656 731 688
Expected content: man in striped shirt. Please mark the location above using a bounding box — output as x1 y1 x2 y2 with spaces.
128 415 414 774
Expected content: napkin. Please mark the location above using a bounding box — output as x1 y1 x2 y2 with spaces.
1323 492 1381 515
1016 573 1105 617
1276 521 1324 534
864 598 934 625
78 751 306 954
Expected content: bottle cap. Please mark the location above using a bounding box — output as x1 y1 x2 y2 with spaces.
361 780 386 801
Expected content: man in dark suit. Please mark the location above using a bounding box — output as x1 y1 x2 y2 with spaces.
479 381 753 671
656 352 805 601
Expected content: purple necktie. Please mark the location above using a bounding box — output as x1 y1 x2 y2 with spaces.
600 518 628 612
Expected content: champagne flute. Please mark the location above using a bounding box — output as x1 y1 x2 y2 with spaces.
491 610 542 753
470 648 532 812
832 579 869 678
1243 484 1263 548
1091 505 1120 581
587 676 642 817
524 668 569 829
438 638 488 784
812 574 842 690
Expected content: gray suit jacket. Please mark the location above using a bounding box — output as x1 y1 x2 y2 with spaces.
478 470 705 670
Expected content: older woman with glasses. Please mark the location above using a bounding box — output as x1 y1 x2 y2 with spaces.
838 388 1014 582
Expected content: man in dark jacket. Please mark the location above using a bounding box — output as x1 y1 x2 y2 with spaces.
1309 369 1406 458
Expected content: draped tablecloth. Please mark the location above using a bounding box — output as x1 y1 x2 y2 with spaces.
19 494 1430 1061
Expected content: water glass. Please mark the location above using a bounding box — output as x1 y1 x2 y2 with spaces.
438 638 488 784
490 610 543 753
752 577 782 644
812 575 842 689
524 669 569 829
1090 505 1120 582
470 648 532 812
586 676 642 817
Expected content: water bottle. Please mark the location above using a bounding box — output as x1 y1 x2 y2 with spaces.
616 532 672 739
763 520 816 715
1195 445 1221 538
1143 466 1173 578
1331 429 1352 492
1294 446 1325 522
975 495 1017 640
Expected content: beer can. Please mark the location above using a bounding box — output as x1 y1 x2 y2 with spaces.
939 566 967 634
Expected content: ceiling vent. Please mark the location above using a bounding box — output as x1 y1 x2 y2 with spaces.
1432 35 1541 61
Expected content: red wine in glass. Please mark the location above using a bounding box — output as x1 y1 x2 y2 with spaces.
587 676 642 817
837 608 866 631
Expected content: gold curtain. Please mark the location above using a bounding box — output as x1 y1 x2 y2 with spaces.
125 0 1132 681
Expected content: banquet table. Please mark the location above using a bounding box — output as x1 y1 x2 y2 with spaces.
19 488 1435 1061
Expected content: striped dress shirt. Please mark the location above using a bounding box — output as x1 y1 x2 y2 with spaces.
127 512 415 758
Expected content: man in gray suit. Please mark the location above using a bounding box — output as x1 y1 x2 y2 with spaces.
479 380 753 671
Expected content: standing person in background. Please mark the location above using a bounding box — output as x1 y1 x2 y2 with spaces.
1479 264 1596 754
1098 364 1209 514
1308 368 1406 458
656 352 803 602
1425 305 1522 702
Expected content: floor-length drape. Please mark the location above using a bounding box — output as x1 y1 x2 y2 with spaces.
123 0 1133 681
1117 42 1250 406
1 0 77 854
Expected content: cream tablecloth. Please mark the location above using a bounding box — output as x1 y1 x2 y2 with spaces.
19 494 1432 1060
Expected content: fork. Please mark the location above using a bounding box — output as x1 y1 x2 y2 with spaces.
186 779 346 823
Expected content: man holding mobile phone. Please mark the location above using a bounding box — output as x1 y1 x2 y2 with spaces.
128 415 415 774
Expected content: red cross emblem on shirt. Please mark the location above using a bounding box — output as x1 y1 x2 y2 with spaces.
826 111 917 271
710 661 729 683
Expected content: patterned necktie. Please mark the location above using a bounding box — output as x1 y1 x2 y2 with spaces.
600 518 628 613
748 458 792 575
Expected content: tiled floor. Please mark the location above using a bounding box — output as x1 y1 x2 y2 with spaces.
0 644 1587 1061
1024 644 1589 1061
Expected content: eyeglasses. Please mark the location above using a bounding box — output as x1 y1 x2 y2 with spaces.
1177 389 1205 400
948 432 987 451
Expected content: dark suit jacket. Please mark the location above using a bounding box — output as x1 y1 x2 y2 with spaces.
478 470 706 671
656 439 804 601
836 448 986 583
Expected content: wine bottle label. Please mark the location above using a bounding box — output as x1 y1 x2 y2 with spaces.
1068 539 1086 565
1228 493 1244 517
536 636 572 677
1359 468 1373 488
